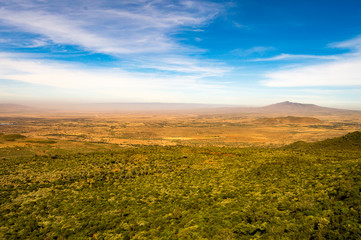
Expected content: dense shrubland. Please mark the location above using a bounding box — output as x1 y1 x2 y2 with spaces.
0 133 26 141
1 132 361 239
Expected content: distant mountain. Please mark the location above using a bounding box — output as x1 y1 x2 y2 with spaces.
223 101 360 116
80 102 236 112
0 104 38 113
0 102 242 114
287 131 361 150
0 101 359 115
52 102 242 113
257 101 348 114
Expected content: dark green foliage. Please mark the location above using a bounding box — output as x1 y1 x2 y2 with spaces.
0 134 26 141
1 133 361 239
287 131 361 150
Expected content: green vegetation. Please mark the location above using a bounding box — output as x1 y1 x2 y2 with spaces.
1 132 361 239
0 134 26 141
287 131 361 150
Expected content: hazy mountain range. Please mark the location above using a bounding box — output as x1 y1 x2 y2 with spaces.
0 101 360 115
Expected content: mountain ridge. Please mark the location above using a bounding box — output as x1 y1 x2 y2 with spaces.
0 104 40 113
0 101 360 115
255 101 351 114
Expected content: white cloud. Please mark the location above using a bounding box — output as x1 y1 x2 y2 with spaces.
0 9 145 54
232 21 245 29
139 56 230 76
261 57 361 87
0 0 221 55
252 53 339 62
232 46 274 57
0 0 229 84
330 35 361 51
250 35 361 63
260 35 361 87
0 52 228 101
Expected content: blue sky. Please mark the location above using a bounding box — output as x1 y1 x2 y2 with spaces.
1 0 361 108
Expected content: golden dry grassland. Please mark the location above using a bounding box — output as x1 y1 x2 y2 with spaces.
1 111 360 149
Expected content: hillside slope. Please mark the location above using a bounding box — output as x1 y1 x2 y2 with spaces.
286 131 361 150
256 101 355 115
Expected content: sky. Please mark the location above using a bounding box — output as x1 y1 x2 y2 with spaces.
1 0 361 109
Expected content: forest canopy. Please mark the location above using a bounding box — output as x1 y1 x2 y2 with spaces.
1 132 361 239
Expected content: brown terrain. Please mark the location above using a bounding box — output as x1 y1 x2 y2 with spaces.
1 101 361 150
253 116 323 125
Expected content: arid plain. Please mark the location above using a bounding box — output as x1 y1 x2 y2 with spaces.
2 101 361 239
1 102 361 152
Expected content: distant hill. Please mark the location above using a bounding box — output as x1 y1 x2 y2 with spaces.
0 101 359 115
286 131 361 150
255 101 354 115
0 104 38 113
254 116 323 125
0 102 239 114
73 102 238 112
208 101 360 116
71 101 350 115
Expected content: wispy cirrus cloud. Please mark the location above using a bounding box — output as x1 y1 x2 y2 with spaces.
261 57 361 87
0 0 221 55
0 52 229 102
330 35 361 51
261 35 361 87
252 53 340 62
0 0 230 91
0 9 126 53
139 56 231 76
231 46 274 57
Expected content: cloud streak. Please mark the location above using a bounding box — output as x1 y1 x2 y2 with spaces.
231 46 274 57
330 35 361 51
262 57 361 87
0 0 221 55
0 52 228 102
261 35 361 87
252 53 340 62
0 0 230 90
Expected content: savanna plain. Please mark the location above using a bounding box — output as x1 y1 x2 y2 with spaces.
1 107 361 239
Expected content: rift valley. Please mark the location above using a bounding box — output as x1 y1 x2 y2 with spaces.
1 102 361 239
